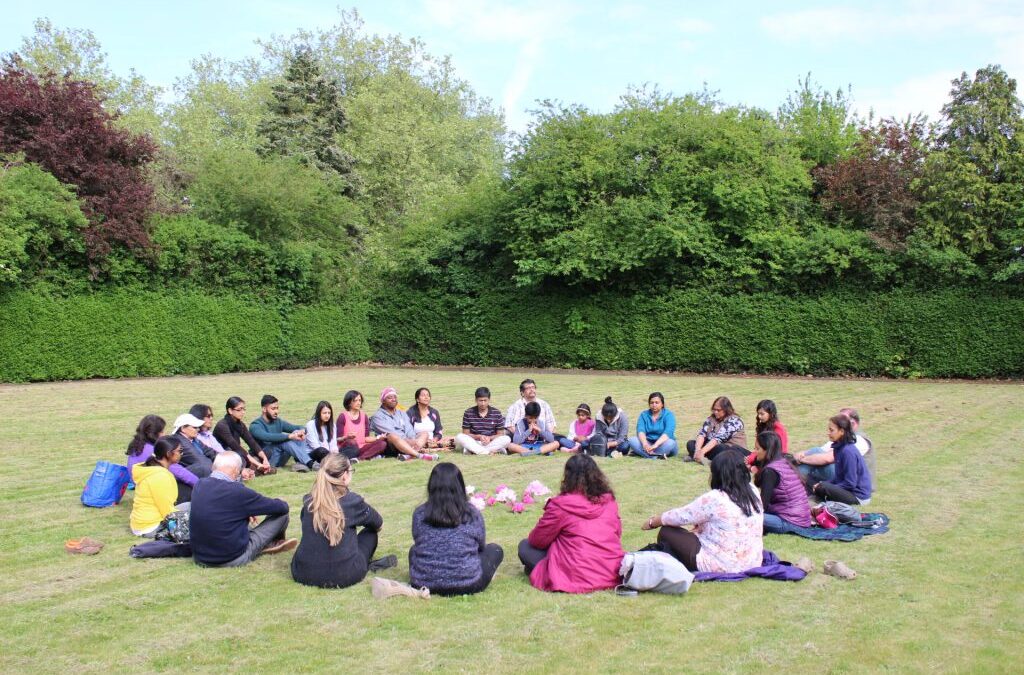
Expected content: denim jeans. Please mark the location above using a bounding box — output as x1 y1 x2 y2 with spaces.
266 439 313 468
797 446 836 483
628 437 679 458
762 513 788 534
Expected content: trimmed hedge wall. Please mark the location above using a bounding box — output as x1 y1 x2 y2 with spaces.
1 288 1021 382
368 288 1024 378
0 290 370 382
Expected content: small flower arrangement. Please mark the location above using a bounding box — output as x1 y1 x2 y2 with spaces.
465 481 551 514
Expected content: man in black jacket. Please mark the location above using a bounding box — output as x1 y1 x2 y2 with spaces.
190 452 296 567
171 412 216 502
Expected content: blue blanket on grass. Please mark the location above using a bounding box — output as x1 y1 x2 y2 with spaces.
767 513 890 541
694 550 805 583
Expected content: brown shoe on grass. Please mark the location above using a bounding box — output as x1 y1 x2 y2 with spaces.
65 537 104 555
263 538 298 555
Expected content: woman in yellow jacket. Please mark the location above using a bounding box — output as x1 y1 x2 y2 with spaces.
130 437 184 536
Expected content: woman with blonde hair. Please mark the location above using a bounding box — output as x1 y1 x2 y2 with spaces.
291 454 387 588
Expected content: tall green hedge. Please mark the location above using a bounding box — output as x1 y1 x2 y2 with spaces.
368 287 1024 378
0 290 370 382
1 288 1020 382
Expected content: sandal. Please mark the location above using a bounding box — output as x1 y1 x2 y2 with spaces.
794 556 814 574
65 537 104 555
823 559 857 580
370 577 430 600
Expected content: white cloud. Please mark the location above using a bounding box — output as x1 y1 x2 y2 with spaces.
855 69 959 123
676 17 714 35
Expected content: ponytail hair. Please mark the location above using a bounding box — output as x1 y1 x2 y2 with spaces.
308 454 351 547
144 436 181 466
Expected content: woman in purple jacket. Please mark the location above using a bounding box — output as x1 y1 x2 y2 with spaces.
753 431 812 532
126 414 197 500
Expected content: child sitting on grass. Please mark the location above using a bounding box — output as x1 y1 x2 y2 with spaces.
508 402 559 456
559 403 595 453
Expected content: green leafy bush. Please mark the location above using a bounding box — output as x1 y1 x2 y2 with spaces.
0 290 370 382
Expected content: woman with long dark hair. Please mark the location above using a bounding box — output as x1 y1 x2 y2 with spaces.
753 431 812 531
304 400 337 463
642 450 763 572
811 415 872 505
126 414 198 491
291 454 385 588
518 454 625 593
408 463 504 595
130 436 185 536
336 390 388 460
407 387 452 450
212 396 274 475
686 395 747 464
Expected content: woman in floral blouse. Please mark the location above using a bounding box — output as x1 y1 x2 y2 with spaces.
685 395 747 464
641 450 763 573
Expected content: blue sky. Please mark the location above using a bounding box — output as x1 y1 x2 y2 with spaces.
2 1 1022 133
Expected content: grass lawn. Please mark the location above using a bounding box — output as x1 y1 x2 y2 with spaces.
1 366 1022 673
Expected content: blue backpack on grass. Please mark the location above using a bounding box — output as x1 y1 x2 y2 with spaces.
81 461 131 508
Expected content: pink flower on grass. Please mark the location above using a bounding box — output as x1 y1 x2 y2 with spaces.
511 501 525 513
523 494 535 505
486 496 497 506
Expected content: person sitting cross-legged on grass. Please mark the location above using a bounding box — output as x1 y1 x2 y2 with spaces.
507 401 559 456
250 394 317 472
455 387 512 455
126 414 199 494
628 392 679 459
190 452 296 568
686 396 747 464
642 450 763 573
213 396 275 477
304 400 338 465
793 407 873 483
752 431 812 532
337 390 388 461
130 436 187 537
291 454 385 589
518 454 625 593
171 412 216 501
408 463 504 596
588 397 629 457
558 403 595 453
370 387 438 461
810 415 872 506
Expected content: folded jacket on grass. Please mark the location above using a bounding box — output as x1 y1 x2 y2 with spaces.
694 550 806 583
766 513 890 541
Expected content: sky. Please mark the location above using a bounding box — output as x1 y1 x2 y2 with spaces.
2 0 1023 133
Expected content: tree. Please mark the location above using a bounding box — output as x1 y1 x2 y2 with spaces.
816 117 927 249
0 157 88 285
778 74 859 170
257 47 357 195
0 61 158 263
913 65 1024 280
12 18 163 137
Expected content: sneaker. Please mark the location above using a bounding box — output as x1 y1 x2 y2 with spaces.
350 458 360 464
609 451 622 459
370 577 430 600
397 455 409 462
420 453 439 461
291 463 310 473
311 462 321 471
263 538 298 555
368 554 398 572
682 455 696 463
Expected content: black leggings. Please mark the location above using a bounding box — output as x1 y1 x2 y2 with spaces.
518 539 548 575
358 529 379 562
686 440 747 461
813 482 861 505
656 526 702 572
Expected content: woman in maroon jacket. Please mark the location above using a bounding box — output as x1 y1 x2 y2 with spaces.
517 454 625 593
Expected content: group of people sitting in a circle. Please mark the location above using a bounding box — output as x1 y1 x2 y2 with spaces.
125 378 875 594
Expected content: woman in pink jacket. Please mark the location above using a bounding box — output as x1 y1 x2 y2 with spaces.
517 454 625 593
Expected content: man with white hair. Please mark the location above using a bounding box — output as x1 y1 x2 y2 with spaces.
190 451 296 567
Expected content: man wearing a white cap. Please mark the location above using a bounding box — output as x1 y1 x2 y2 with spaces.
369 387 438 461
172 412 216 502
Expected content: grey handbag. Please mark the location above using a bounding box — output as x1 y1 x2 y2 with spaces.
618 551 694 594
